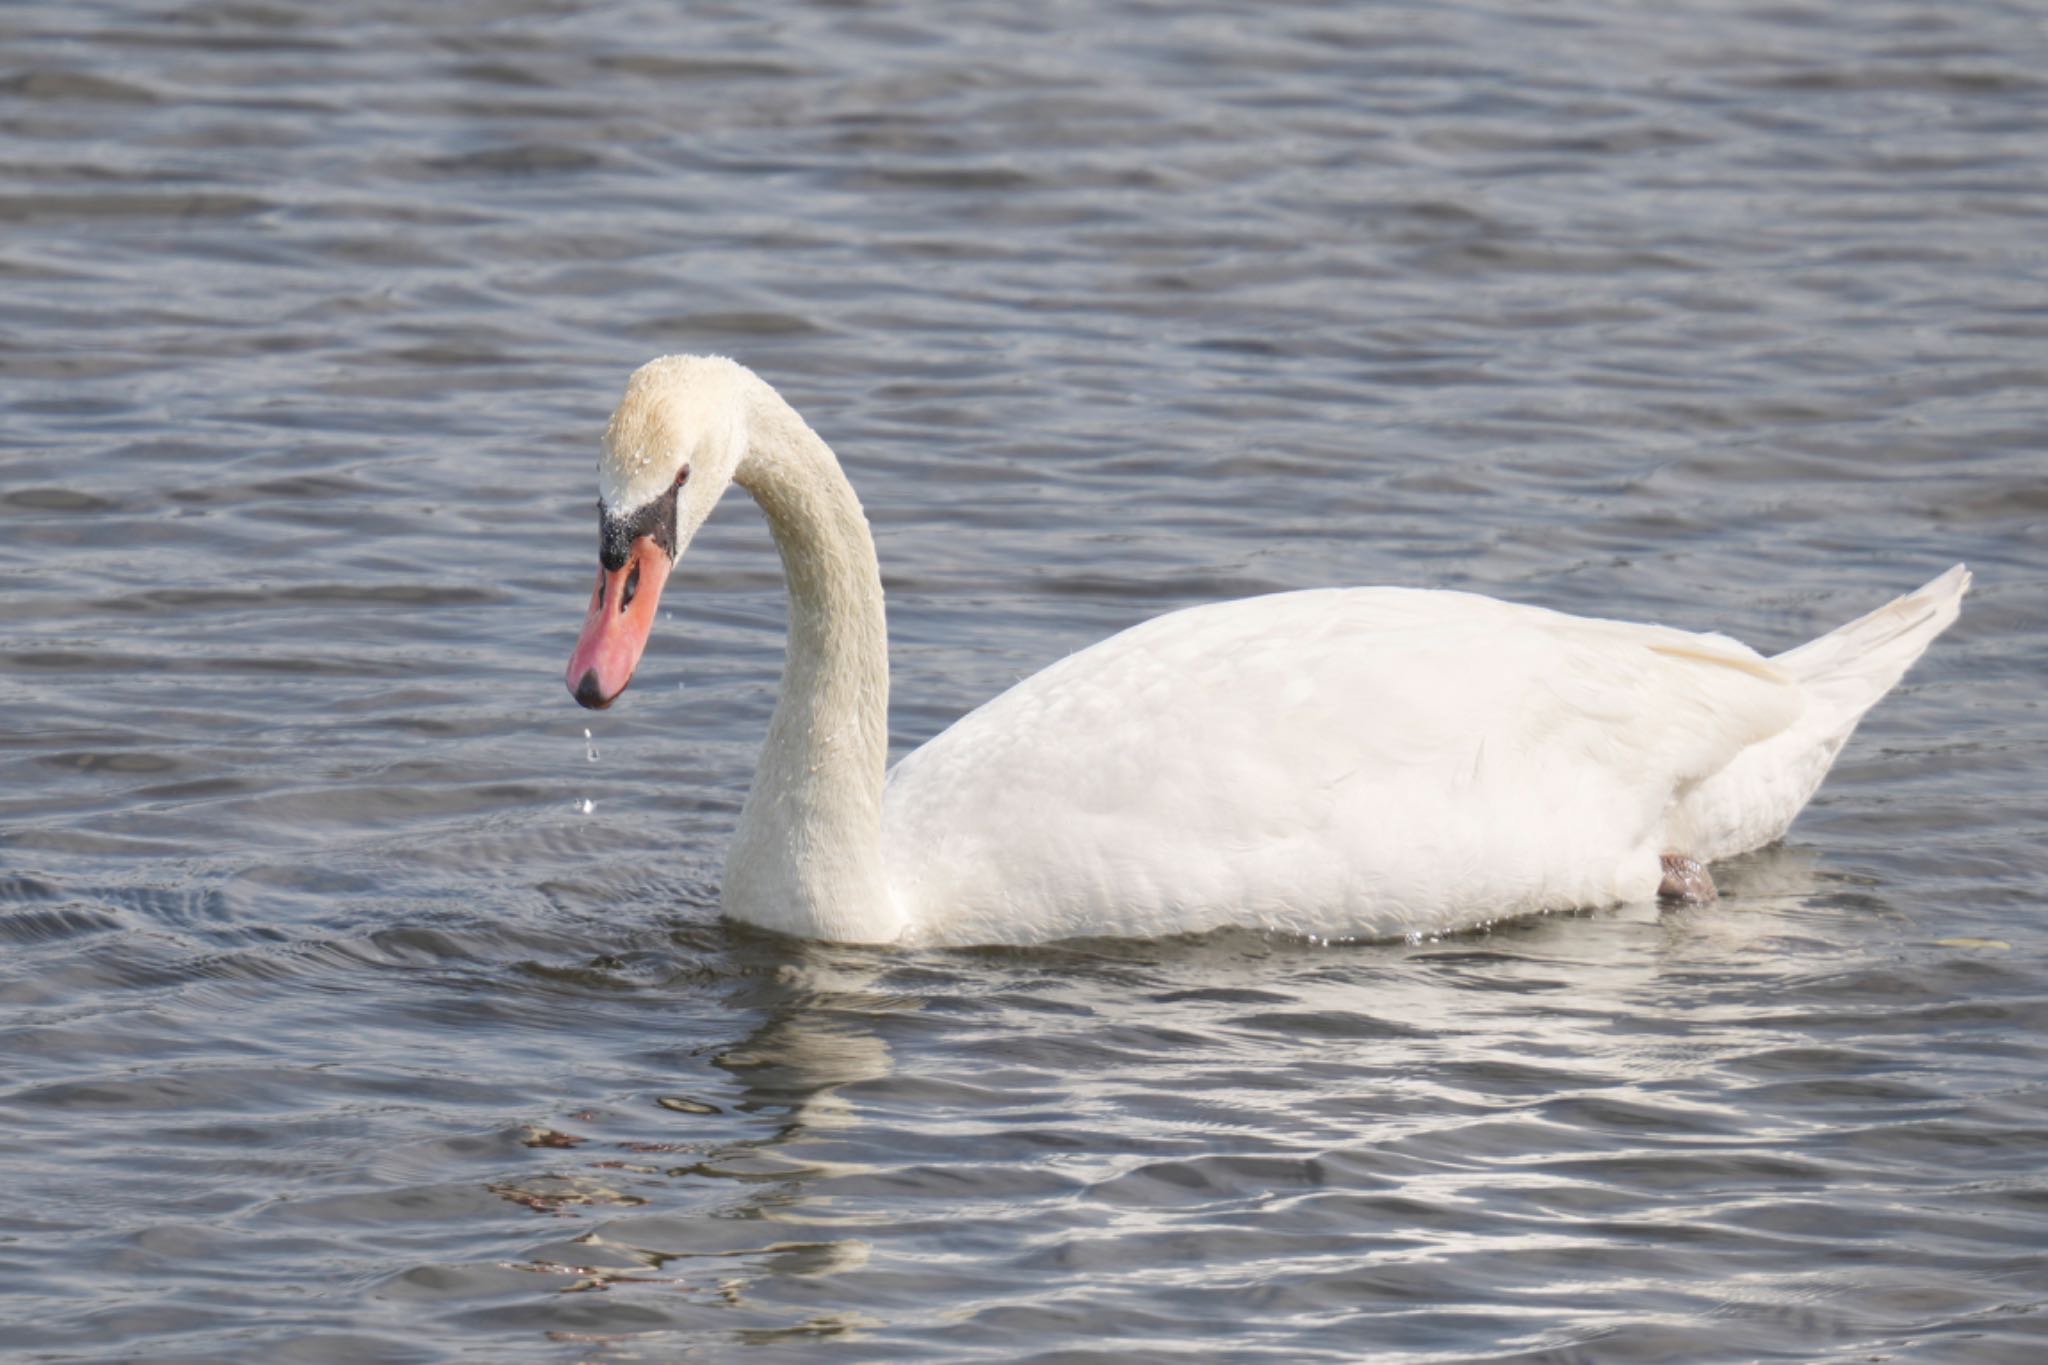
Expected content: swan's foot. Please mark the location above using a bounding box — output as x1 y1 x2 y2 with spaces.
1658 853 1717 904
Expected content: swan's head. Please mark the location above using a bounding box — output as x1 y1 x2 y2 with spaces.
566 356 750 709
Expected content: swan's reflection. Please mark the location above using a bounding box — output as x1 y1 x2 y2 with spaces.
709 941 903 1136
496 935 905 1337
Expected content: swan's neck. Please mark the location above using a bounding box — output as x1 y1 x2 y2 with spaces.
721 377 903 942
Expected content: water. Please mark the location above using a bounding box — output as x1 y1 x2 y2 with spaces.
2 1 2044 1359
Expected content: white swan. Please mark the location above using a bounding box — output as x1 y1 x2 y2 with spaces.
566 355 1968 946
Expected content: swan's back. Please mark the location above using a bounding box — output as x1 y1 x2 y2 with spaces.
881 587 1804 945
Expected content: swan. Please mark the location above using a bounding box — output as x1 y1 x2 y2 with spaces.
565 355 1968 946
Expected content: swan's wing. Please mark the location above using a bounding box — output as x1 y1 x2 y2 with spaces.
1526 614 1802 795
882 588 1802 944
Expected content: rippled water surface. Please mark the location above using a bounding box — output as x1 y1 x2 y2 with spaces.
3 1 2046 1360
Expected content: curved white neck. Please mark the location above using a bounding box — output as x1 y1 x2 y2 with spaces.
719 375 903 942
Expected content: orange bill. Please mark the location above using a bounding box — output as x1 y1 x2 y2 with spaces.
566 535 673 709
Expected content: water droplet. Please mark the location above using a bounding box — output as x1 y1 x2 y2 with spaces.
584 728 598 763
578 797 595 814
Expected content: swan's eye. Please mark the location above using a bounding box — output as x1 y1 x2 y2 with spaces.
675 464 691 488
620 562 641 612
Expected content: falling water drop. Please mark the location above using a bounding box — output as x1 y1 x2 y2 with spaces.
584 728 598 763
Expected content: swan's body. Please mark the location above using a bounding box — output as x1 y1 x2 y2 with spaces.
567 355 1968 947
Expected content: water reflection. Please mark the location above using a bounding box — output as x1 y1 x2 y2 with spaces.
710 945 904 1135
492 940 898 1334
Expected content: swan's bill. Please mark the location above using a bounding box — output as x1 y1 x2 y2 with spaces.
567 534 672 710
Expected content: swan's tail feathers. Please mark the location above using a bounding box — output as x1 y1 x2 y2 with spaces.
1667 565 1969 862
1770 563 1971 715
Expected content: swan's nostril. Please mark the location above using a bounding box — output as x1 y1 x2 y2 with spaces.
621 562 640 612
573 669 612 710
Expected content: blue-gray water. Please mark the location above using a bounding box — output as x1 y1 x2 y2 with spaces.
2 2 2045 1361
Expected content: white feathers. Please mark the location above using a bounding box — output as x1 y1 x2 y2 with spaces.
880 573 1964 945
597 355 748 516
1664 565 1972 862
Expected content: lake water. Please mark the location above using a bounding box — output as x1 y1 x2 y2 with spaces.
2 1 2045 1360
